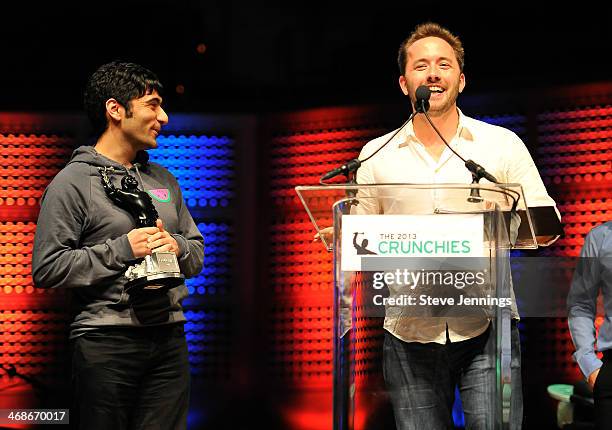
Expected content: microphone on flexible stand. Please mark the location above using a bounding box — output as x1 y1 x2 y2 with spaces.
414 86 500 202
416 87 520 210
319 86 433 183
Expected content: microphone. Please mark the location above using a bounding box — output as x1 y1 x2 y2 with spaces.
413 85 506 203
320 85 432 183
415 85 430 113
320 158 362 181
415 87 498 183
416 89 522 208
464 159 499 184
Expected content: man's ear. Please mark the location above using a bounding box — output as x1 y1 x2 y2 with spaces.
105 98 123 122
399 75 409 96
459 73 466 94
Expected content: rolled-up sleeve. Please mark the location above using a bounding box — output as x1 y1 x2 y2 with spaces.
568 231 603 378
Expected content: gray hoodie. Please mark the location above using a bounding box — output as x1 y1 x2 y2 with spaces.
32 146 204 337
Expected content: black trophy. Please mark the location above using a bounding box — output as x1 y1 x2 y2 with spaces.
100 167 184 291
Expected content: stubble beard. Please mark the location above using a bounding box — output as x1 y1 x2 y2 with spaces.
427 85 460 118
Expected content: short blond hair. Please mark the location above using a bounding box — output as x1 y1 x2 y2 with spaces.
397 22 465 74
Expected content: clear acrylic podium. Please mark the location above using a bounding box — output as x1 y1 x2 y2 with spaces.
295 183 538 430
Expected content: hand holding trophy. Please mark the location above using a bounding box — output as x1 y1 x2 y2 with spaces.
99 167 184 292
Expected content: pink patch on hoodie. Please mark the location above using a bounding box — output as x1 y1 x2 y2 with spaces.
149 188 170 202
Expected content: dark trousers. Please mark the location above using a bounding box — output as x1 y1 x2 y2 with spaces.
71 324 190 430
594 351 612 430
383 322 523 430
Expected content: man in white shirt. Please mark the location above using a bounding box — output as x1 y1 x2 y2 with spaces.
355 22 558 429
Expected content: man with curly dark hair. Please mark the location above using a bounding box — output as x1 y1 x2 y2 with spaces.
32 61 204 430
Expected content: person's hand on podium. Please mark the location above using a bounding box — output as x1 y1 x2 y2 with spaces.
313 227 334 244
536 235 559 246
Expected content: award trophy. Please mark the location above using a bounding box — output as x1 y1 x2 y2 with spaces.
100 167 184 292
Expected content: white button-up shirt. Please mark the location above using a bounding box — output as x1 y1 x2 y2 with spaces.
355 108 558 343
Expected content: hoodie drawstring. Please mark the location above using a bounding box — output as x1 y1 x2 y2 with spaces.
134 164 147 192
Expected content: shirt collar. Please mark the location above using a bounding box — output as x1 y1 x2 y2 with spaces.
397 107 474 148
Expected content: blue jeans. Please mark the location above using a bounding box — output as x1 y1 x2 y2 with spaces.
383 322 523 429
71 324 190 430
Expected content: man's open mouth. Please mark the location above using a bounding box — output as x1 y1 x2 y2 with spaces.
428 85 445 94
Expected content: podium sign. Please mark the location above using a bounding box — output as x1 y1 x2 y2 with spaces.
341 213 484 271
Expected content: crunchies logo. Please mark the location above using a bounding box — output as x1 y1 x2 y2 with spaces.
342 214 484 271
353 232 377 255
377 237 472 255
353 231 472 256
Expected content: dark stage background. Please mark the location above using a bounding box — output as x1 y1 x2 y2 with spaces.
0 2 610 429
